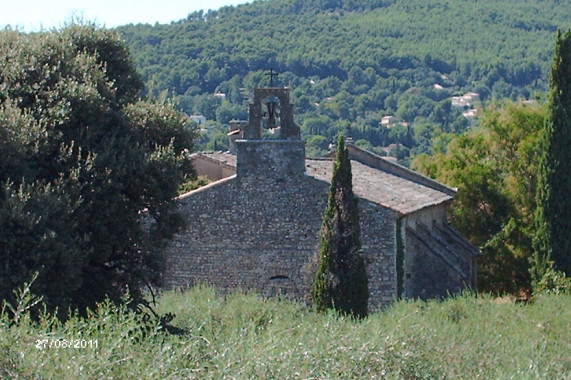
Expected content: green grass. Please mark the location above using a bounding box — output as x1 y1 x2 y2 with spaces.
1 287 570 379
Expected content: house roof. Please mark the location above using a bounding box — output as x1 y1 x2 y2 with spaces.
306 158 453 215
194 145 456 215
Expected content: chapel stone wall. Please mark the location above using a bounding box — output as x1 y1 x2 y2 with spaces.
163 150 398 310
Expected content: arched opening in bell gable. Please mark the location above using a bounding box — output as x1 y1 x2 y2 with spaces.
262 95 281 133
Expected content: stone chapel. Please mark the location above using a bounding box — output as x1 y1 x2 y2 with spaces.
162 84 480 311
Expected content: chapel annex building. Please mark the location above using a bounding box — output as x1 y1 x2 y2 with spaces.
162 85 480 311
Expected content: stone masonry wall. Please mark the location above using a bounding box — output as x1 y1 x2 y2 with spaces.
402 209 477 300
163 143 398 310
404 229 466 299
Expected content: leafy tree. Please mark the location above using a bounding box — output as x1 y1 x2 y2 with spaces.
389 144 411 162
302 116 332 136
313 135 368 318
215 100 248 125
432 100 454 131
305 134 329 157
412 102 547 294
0 25 195 318
354 139 373 151
533 29 571 281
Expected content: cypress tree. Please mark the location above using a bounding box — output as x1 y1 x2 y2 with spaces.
313 134 368 318
533 29 571 280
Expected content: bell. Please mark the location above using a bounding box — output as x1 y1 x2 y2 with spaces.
265 96 278 129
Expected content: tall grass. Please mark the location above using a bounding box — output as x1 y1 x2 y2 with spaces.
1 286 570 379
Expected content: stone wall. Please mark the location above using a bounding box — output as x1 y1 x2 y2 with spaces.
236 140 305 178
404 229 465 299
402 216 478 299
163 145 399 310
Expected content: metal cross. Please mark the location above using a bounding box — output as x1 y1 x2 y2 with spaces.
265 68 279 87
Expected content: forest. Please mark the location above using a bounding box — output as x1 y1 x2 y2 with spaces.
117 0 571 160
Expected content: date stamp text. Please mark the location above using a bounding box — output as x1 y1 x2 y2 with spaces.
35 338 99 349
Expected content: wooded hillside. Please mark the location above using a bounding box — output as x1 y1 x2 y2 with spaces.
117 0 571 157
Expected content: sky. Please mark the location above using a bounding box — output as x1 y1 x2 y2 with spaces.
0 0 251 32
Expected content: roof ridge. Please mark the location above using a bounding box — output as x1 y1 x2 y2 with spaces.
346 144 457 197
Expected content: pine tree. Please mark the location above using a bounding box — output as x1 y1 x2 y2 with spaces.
533 29 571 281
313 134 368 318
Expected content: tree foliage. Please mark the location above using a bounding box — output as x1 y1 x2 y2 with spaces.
116 0 571 160
412 102 547 294
313 135 368 318
0 25 195 317
533 29 571 280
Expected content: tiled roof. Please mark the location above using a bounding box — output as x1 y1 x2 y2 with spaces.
198 148 454 215
305 158 453 215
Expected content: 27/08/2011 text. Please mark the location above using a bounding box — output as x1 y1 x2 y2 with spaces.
35 339 99 349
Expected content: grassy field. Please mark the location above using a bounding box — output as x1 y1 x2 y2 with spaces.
1 287 569 379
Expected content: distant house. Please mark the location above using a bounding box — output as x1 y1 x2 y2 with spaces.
463 92 480 103
462 109 478 119
451 96 464 107
214 92 226 100
381 115 395 127
451 92 481 108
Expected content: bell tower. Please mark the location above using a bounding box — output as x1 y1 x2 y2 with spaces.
237 70 305 177
242 70 301 140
